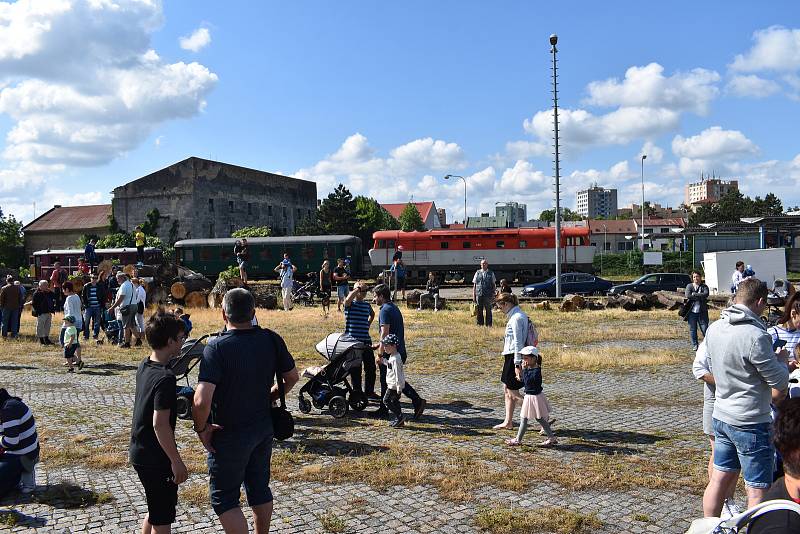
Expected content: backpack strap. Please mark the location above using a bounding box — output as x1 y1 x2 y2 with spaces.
723 499 800 529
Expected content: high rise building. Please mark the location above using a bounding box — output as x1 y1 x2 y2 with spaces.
576 186 617 218
685 177 739 210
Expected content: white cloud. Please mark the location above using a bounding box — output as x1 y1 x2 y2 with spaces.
726 74 781 98
498 160 547 194
640 141 664 164
0 0 217 171
672 126 758 160
179 27 211 52
388 137 464 173
585 63 720 115
731 26 800 73
503 140 549 160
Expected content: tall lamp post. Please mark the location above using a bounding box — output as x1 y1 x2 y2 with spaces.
601 224 608 275
444 174 467 225
640 154 647 251
550 33 563 298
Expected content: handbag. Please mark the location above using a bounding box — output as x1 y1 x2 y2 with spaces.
119 283 136 315
678 299 691 319
470 301 477 317
267 330 294 441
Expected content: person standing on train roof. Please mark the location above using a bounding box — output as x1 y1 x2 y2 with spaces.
84 239 98 272
135 226 146 266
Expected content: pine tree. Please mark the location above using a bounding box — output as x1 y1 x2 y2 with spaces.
317 184 357 235
398 203 426 232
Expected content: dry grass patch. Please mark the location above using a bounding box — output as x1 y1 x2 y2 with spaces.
475 504 602 534
316 511 347 533
179 480 209 507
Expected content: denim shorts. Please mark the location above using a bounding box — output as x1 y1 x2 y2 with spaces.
712 418 774 489
207 421 274 516
337 285 349 299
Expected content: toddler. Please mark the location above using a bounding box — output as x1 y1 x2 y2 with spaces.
506 346 557 447
379 334 405 428
62 315 83 372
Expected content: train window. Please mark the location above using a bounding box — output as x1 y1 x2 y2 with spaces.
462 242 471 249
283 207 287 218
200 247 213 260
183 249 193 262
496 241 505 248
440 242 449 249
268 205 273 216
220 248 231 260
229 200 234 212
377 240 386 248
259 248 271 259
247 203 252 215
230 223 235 235
302 246 314 260
208 223 215 238
388 240 395 249
345 246 353 257
519 240 527 248
208 199 214 212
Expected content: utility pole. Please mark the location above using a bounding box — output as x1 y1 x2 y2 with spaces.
550 34 562 298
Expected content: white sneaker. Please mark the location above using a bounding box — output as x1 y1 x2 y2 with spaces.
721 499 741 519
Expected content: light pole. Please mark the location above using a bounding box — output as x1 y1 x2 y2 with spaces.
444 174 467 225
625 235 635 270
640 154 647 251
601 223 607 275
550 33 563 298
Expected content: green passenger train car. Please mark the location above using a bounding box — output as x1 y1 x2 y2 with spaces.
173 236 363 280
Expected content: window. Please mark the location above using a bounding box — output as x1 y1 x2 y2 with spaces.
462 241 471 249
259 248 272 259
208 223 215 238
605 242 611 251
283 207 287 218
220 248 231 260
200 247 214 260
617 242 626 251
302 246 314 260
388 240 395 249
297 208 302 218
519 240 527 248
229 200 234 212
208 199 214 212
183 249 194 262
247 203 252 215
496 240 505 248
268 205 273 216
440 242 449 249
230 223 235 235
660 228 669 233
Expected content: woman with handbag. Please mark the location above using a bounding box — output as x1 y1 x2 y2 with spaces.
685 270 710 351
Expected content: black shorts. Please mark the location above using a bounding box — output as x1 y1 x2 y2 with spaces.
134 465 178 526
63 344 78 359
501 353 523 390
396 277 406 290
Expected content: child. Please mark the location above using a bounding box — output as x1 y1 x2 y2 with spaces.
173 308 192 337
506 346 557 447
130 310 188 534
379 334 406 428
62 316 83 372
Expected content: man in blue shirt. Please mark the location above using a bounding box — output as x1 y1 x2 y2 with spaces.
373 283 426 419
193 288 300 533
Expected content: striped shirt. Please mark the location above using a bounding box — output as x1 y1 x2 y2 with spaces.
87 285 100 307
769 325 800 360
0 396 39 456
345 300 373 343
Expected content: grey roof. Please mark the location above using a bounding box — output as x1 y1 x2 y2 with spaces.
174 236 359 247
33 247 161 256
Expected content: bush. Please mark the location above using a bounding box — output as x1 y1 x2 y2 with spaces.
594 251 695 277
218 265 240 281
232 226 271 238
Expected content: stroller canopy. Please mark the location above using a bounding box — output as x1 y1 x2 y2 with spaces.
169 336 210 377
316 333 369 361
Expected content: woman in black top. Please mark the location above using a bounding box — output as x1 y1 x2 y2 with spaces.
319 260 332 317
685 270 709 351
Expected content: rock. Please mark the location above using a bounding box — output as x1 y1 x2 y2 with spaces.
418 292 445 310
559 300 578 312
533 301 551 311
406 289 423 308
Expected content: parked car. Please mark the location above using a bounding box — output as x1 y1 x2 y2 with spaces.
608 273 691 295
521 273 613 297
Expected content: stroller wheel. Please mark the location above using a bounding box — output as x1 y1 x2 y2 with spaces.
349 394 368 412
328 396 348 418
176 395 193 420
298 396 312 414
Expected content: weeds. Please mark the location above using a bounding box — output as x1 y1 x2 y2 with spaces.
475 504 602 534
316 511 347 533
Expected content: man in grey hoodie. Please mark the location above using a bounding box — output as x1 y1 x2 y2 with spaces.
702 278 790 516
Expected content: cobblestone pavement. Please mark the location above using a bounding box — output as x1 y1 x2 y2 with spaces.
0 338 711 533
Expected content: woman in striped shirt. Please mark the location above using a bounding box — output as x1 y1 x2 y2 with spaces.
769 292 800 368
344 281 377 400
0 388 39 495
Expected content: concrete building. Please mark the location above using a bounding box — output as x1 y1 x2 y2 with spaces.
685 177 739 209
466 213 508 228
576 186 617 218
618 202 688 220
436 208 447 227
495 202 527 227
588 220 638 252
635 218 686 251
23 204 112 256
380 201 441 230
112 157 317 241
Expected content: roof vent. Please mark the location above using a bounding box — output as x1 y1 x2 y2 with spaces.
53 204 62 208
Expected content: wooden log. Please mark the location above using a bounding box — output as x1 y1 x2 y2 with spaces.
171 282 187 300
562 294 586 310
532 301 551 311
559 300 577 312
185 291 208 308
208 292 224 308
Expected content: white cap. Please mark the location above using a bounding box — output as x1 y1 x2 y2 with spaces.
519 346 539 356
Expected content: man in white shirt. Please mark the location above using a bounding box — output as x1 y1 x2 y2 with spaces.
274 262 296 312
108 273 142 348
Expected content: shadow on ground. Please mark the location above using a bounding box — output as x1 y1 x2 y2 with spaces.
0 509 47 528
556 428 669 445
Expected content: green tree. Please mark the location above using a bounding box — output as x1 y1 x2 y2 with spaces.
96 232 134 248
538 208 583 222
398 202 426 232
354 196 399 243
140 208 160 235
752 193 783 216
232 226 271 238
317 184 357 234
0 211 24 268
294 216 326 236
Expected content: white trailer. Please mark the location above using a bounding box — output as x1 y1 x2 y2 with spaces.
702 248 787 294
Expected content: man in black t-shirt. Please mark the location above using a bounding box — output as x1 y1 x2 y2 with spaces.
193 288 299 533
333 258 350 312
129 311 188 533
748 397 800 533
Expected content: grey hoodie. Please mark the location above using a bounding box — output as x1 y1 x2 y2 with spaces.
708 304 789 425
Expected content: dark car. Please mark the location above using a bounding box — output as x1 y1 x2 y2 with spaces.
522 273 613 297
608 273 692 295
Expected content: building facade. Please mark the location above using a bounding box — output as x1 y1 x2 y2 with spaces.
618 202 688 220
23 204 112 256
587 220 638 253
576 186 617 218
466 214 508 228
635 218 686 251
495 202 527 227
112 157 318 241
685 178 739 209
436 208 447 227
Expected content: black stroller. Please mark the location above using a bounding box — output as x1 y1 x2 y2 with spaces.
169 334 214 420
298 333 369 418
763 279 790 327
291 277 316 307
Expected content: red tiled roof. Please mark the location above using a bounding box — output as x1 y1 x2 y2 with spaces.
587 219 637 235
380 202 435 222
23 204 111 232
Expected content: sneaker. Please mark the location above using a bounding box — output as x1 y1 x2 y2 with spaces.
538 438 558 447
134 338 142 347
389 418 405 428
722 499 741 519
77 360 84 371
412 398 427 420
120 342 131 349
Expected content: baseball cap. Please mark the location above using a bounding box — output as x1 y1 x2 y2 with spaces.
381 333 399 346
64 315 76 324
519 346 539 356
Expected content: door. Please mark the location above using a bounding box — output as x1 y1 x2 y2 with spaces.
561 273 577 293
638 274 662 293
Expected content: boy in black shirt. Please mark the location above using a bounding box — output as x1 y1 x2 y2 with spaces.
129 310 188 533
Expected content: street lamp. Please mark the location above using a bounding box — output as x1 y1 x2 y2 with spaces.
640 154 647 251
625 235 635 270
444 174 467 225
601 223 608 275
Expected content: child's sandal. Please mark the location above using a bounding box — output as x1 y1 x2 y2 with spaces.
505 438 521 446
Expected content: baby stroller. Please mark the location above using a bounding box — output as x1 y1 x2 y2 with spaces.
298 333 370 418
169 334 214 420
762 279 789 327
291 277 316 307
100 309 123 345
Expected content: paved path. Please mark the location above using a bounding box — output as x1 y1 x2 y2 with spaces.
0 343 710 533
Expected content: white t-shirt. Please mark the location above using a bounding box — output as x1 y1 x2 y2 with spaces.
116 280 135 307
63 294 83 328
136 285 146 306
280 268 294 289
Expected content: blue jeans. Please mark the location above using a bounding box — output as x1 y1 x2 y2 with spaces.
0 454 22 497
712 418 774 489
207 421 274 517
687 311 708 348
1 307 18 337
83 306 103 339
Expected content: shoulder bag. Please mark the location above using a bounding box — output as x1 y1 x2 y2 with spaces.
120 284 136 316
678 299 691 319
267 329 294 440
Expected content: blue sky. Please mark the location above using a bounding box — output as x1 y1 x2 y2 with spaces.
1 0 799 224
